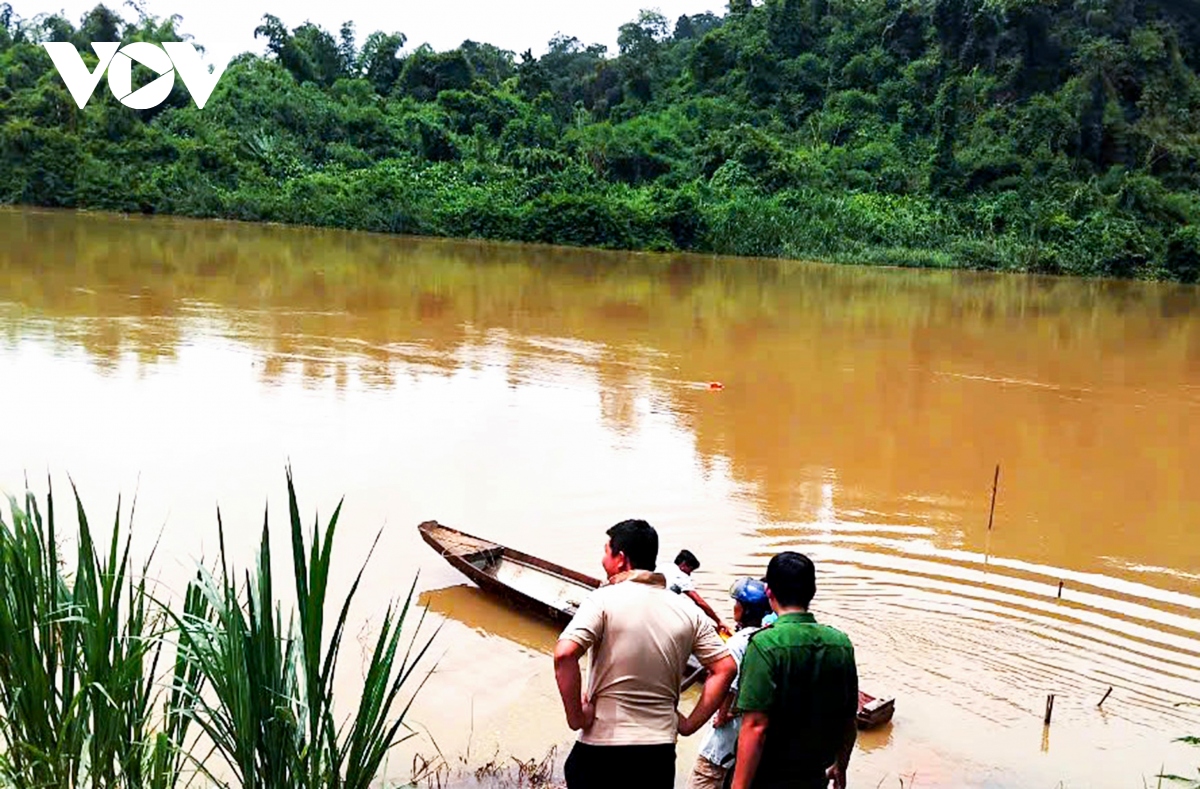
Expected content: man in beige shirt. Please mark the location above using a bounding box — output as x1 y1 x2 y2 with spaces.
554 519 737 789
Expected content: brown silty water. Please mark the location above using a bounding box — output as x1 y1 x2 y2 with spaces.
1 207 1198 788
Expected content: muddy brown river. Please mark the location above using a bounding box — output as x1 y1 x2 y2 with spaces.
2 207 1198 788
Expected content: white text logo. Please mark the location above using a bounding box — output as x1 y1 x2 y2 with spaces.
42 42 227 109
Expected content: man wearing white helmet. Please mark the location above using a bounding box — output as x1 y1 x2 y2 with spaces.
687 577 772 789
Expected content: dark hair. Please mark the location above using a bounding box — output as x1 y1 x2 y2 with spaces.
607 519 658 571
765 551 816 608
674 549 699 570
738 600 770 627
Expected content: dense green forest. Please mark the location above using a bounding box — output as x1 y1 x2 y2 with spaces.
2 0 1200 280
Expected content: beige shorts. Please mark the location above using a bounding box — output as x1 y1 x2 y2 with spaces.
687 755 729 789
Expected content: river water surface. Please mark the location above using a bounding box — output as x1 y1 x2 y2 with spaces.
2 207 1199 788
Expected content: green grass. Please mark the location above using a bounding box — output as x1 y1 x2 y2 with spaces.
0 469 435 789
0 482 187 789
1157 728 1200 787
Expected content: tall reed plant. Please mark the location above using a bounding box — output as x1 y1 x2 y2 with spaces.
0 483 201 789
170 467 436 789
0 470 435 789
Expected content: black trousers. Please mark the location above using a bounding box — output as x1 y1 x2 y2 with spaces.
563 741 675 789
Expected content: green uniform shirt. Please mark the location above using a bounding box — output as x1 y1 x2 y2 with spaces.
734 611 858 788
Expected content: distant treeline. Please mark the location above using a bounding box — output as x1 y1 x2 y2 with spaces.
2 0 1200 280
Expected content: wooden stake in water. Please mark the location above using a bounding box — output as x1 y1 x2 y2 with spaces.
983 463 999 568
1057 580 1064 599
1044 694 1055 725
1098 687 1113 708
987 464 1000 531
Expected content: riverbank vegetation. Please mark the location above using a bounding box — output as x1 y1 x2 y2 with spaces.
1 0 1199 279
0 470 433 789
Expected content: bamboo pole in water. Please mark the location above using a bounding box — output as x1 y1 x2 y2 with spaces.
987 464 1000 531
1044 694 1055 725
984 463 999 567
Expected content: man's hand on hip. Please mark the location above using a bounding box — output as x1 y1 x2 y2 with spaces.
580 693 596 731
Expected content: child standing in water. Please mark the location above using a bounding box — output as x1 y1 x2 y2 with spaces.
687 578 772 789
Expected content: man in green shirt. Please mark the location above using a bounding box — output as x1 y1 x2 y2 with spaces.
731 552 858 789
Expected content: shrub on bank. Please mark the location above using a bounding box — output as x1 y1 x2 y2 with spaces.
179 160 1182 279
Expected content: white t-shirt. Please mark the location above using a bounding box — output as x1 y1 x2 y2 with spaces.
662 563 695 594
559 570 729 746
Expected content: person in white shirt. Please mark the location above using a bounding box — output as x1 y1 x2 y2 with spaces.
687 578 772 789
554 520 737 789
663 549 732 637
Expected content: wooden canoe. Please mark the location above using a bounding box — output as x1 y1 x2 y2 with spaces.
419 520 599 626
417 520 895 728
